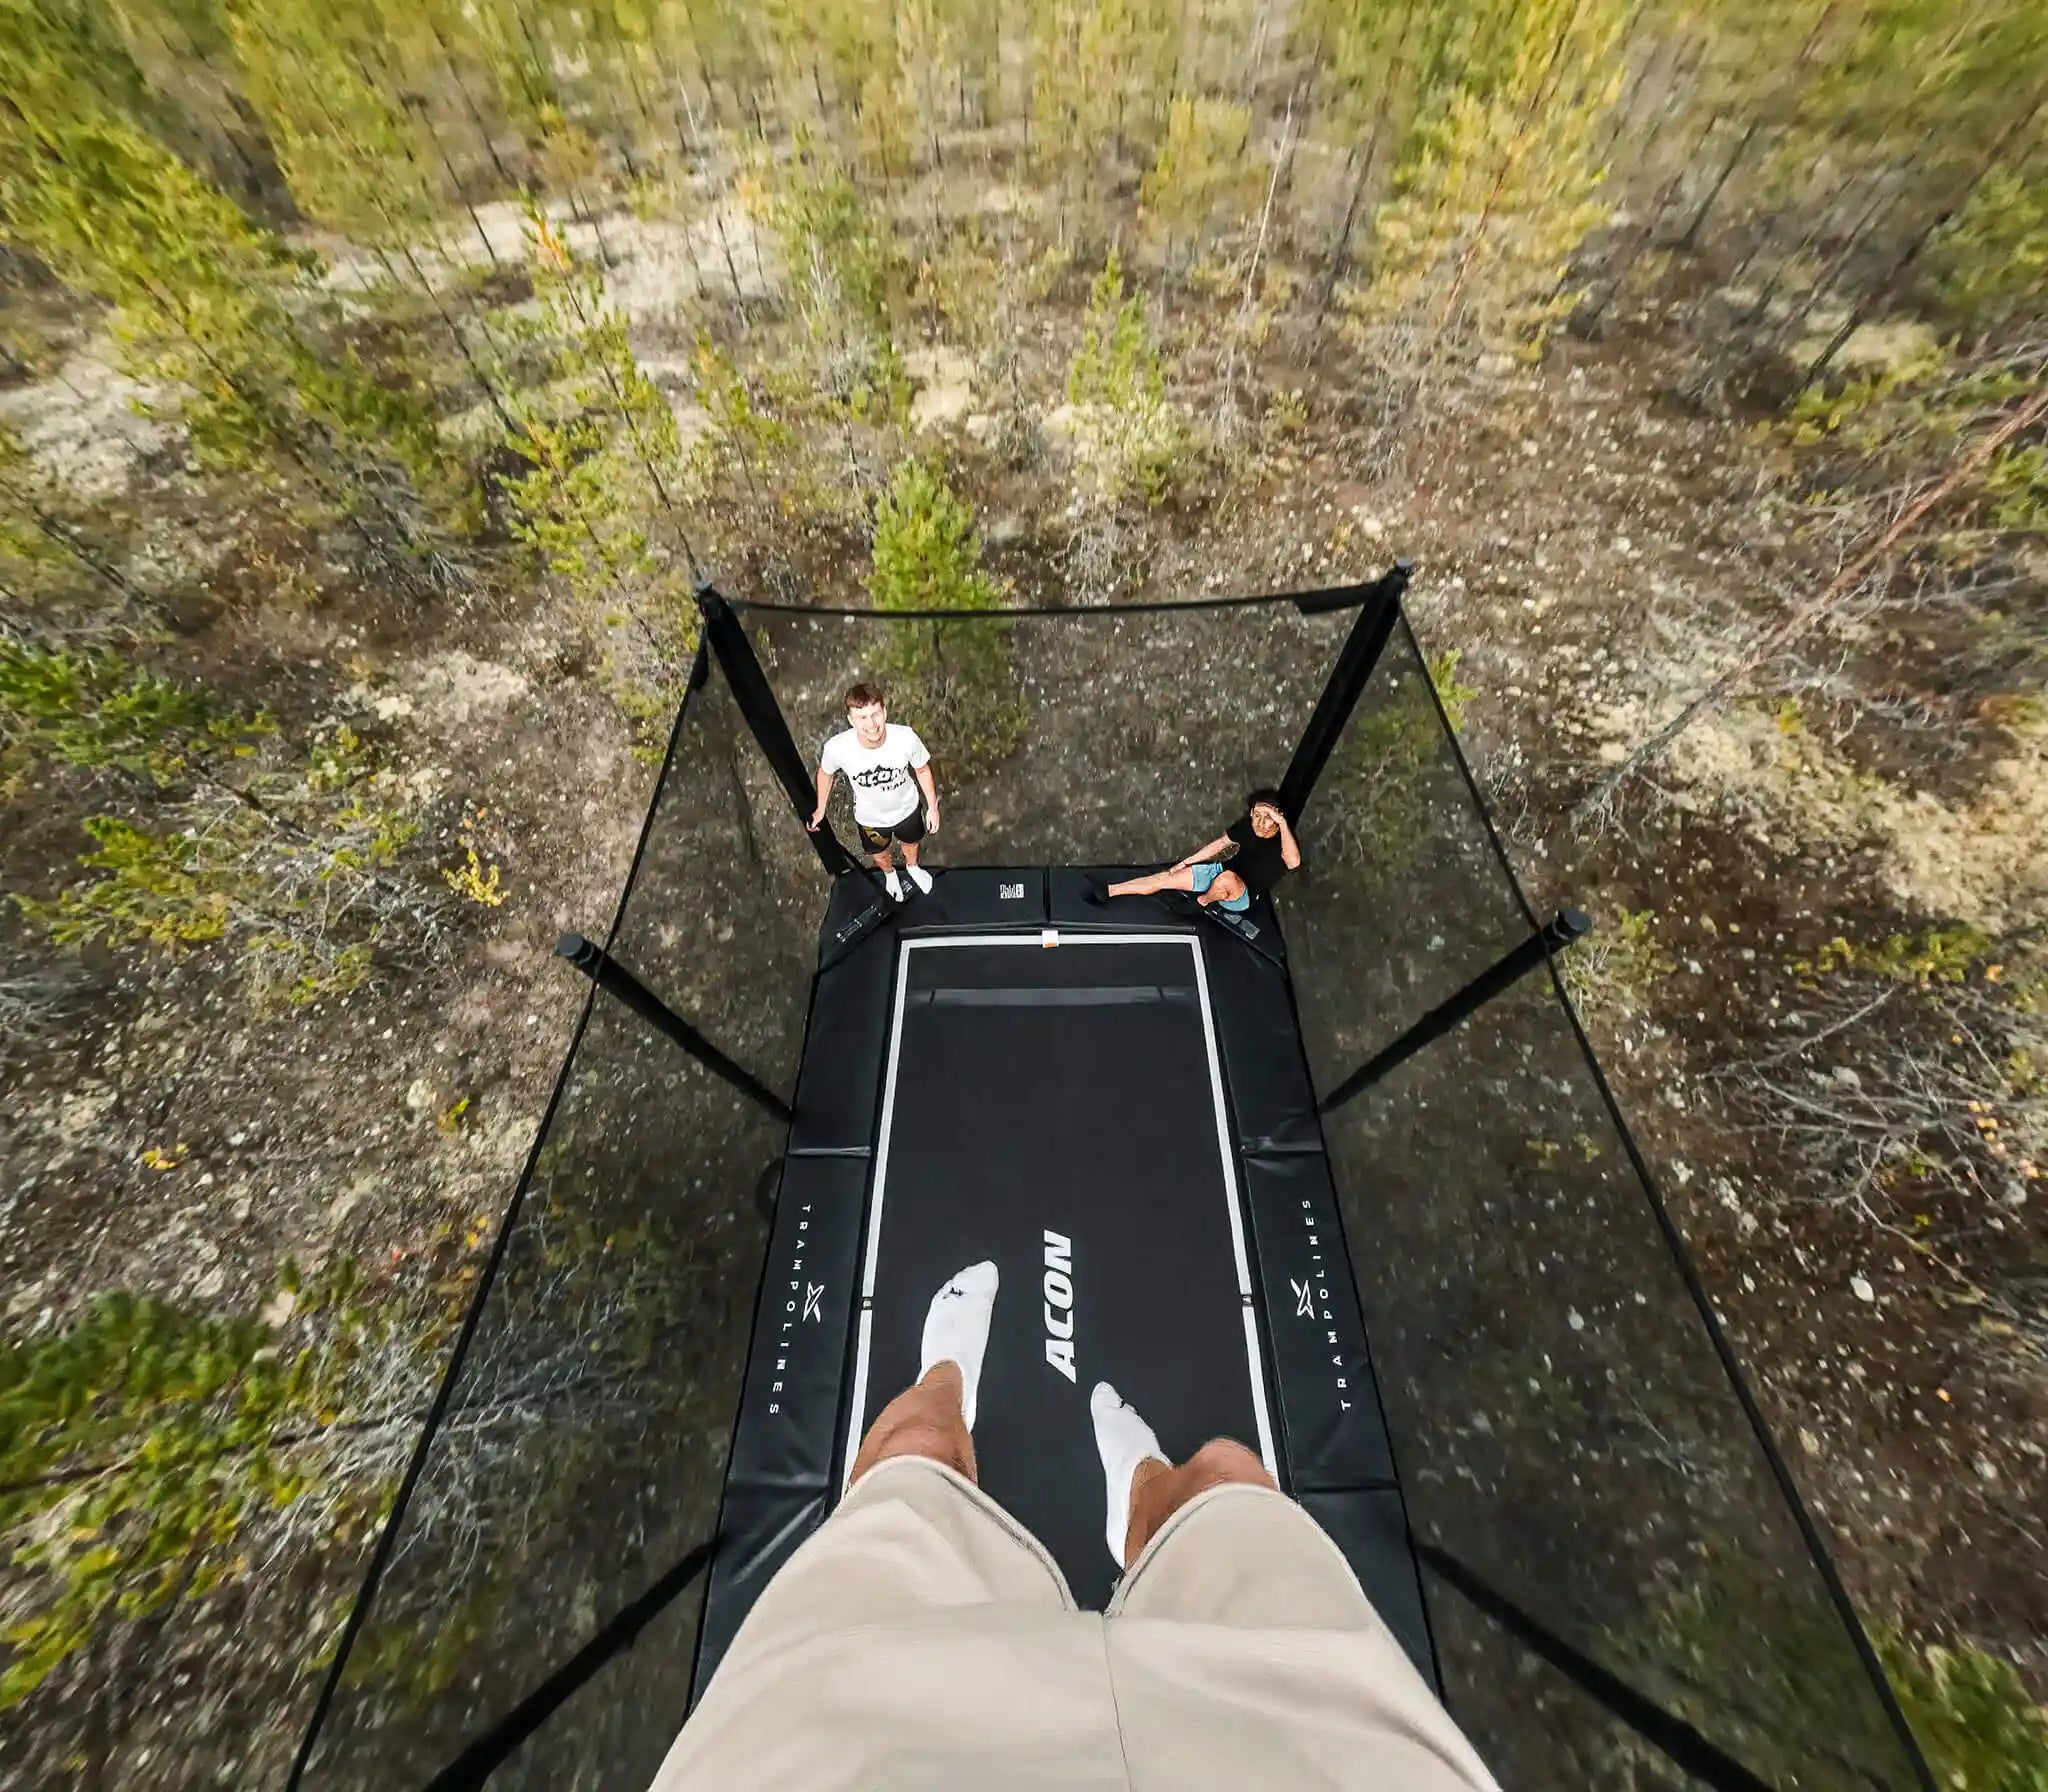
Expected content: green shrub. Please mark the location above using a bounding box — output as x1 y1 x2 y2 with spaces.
1879 1630 2048 1792
1796 927 1996 986
773 155 908 427
1617 1547 2048 1791
18 729 426 1006
1559 905 1674 1018
501 210 699 736
1139 96 1256 266
868 458 1003 615
866 457 1024 779
1066 252 1196 508
0 1265 409 1709
0 645 265 785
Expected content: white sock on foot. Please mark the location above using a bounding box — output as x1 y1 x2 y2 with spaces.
906 863 933 894
921 1260 998 1432
884 870 905 901
1091 1381 1167 1568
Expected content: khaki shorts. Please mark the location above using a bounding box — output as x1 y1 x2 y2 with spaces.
652 1458 1500 1791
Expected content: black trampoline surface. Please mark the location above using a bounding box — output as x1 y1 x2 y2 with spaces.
848 935 1276 1608
694 869 1431 1702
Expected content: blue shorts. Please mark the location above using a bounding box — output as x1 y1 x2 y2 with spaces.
1190 862 1251 913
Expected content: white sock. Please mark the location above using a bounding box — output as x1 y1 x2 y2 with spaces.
907 863 933 893
1091 1381 1167 1568
921 1260 998 1432
884 870 905 901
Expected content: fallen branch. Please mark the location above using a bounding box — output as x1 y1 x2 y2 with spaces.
1577 381 2048 820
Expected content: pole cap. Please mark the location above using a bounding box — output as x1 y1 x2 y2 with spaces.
555 931 599 967
1554 908 1593 942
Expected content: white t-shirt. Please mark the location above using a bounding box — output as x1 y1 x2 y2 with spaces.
820 723 930 828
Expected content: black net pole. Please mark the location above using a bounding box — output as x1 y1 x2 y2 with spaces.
697 584 858 876
558 932 793 1124
1318 910 1591 1113
1279 559 1411 823
1413 1542 1777 1792
421 1535 720 1792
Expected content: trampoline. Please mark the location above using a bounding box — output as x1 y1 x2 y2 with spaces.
290 569 1937 1792
692 865 1426 1687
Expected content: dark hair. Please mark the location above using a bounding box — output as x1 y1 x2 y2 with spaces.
845 681 886 712
1246 787 1284 815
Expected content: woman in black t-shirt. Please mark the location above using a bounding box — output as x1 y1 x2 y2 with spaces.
1088 788 1301 913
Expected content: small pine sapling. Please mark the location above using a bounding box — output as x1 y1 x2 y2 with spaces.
1065 252 1194 511
1140 96 1256 273
0 644 268 786
499 209 700 738
866 456 1024 775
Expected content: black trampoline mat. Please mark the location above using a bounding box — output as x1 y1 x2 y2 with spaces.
846 934 1275 1608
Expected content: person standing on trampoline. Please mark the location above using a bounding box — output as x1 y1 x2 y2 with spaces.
811 681 940 902
649 1262 1500 1791
1093 788 1301 913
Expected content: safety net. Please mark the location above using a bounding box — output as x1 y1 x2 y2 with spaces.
1286 616 1922 1789
290 575 1929 1792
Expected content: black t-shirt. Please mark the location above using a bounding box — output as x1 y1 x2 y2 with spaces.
1224 814 1289 896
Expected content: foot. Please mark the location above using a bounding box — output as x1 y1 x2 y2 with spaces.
1081 876 1111 909
884 870 905 902
921 1261 999 1432
1091 1381 1168 1568
906 863 934 895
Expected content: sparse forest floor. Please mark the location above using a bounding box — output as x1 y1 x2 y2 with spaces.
3 0 2046 1784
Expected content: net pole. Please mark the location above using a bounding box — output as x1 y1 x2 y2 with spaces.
1279 559 1411 822
557 933 794 1123
1318 910 1591 1112
420 1536 721 1792
1414 1542 1777 1792
697 584 859 876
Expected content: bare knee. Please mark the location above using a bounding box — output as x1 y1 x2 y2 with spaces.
886 1419 965 1462
851 1417 975 1485
1185 1439 1274 1491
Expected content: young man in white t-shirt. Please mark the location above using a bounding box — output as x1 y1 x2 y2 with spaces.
810 681 940 901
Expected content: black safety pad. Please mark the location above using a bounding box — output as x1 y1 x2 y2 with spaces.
856 937 1268 1611
1299 1489 1439 1690
788 944 895 1155
724 1155 866 1490
1199 895 1284 965
690 1486 829 1703
818 869 885 954
897 866 1047 930
1201 932 1321 1154
1242 1152 1396 1490
693 1154 868 1702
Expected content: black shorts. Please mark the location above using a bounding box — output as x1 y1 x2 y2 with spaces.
857 809 926 854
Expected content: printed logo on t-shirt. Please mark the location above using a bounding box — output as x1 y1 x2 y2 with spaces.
848 765 909 792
